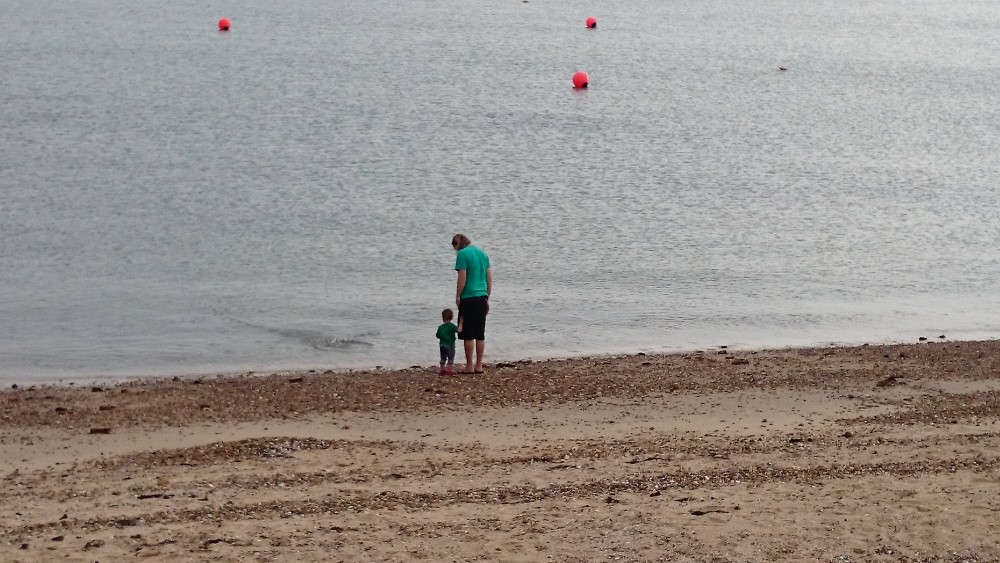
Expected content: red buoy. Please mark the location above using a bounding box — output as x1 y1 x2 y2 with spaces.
572 71 589 89
585 16 597 28
218 18 231 31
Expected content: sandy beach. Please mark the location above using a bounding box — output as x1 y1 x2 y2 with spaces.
2 340 1000 562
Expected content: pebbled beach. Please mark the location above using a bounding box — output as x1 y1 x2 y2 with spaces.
2 340 1000 562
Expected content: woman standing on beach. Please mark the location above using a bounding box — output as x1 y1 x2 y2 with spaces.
452 234 491 374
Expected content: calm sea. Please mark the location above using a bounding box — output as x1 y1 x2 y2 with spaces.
3 0 1000 381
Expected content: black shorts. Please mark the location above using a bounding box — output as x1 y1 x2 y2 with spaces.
457 296 489 341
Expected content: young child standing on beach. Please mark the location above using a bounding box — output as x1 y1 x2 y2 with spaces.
436 309 458 375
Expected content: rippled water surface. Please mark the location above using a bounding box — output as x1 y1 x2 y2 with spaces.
3 0 1000 379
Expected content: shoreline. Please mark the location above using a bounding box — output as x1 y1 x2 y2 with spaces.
2 339 1000 561
4 338 992 416
2 332 978 388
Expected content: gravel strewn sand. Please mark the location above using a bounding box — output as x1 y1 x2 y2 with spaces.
2 340 1000 562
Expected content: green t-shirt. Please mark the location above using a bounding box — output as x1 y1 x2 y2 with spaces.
455 245 490 299
436 322 457 347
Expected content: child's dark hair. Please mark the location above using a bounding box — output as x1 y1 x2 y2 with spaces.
442 308 454 321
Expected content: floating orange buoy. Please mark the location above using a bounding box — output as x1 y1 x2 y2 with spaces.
585 16 597 28
218 18 231 31
572 71 589 89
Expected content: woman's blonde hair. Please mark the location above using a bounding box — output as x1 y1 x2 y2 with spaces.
451 233 471 249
